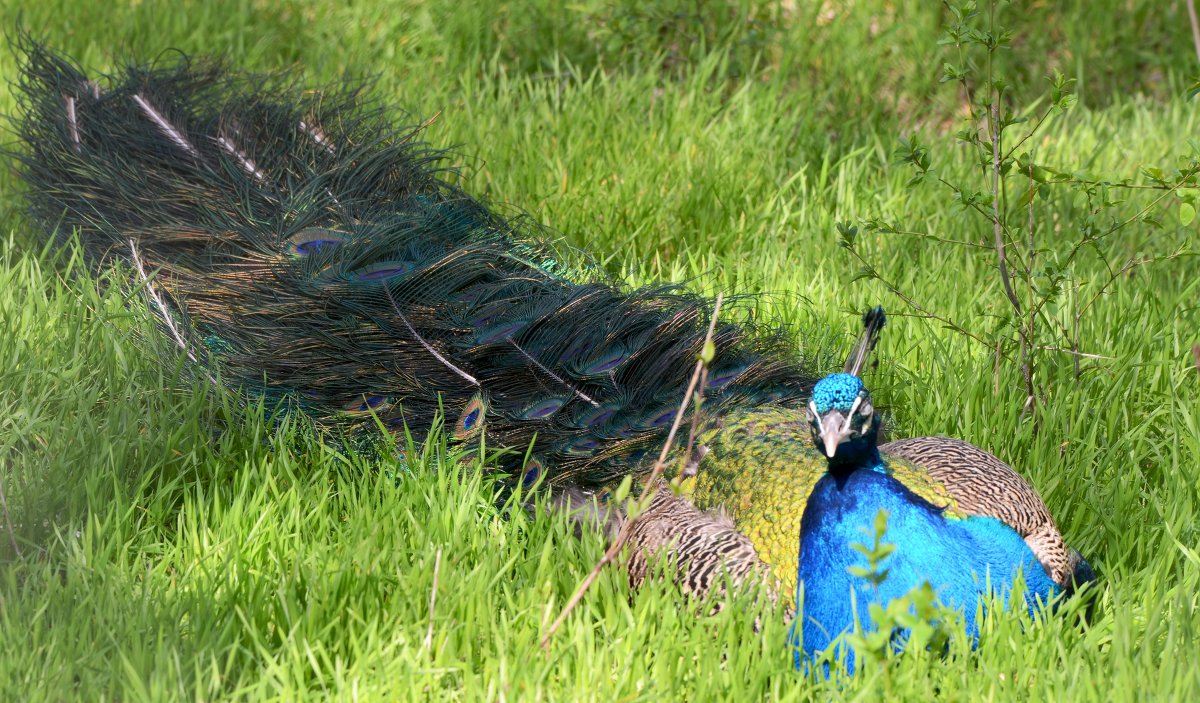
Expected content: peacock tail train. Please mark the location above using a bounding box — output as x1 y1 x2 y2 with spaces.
12 38 816 489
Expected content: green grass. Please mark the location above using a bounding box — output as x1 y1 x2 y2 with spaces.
2 0 1199 699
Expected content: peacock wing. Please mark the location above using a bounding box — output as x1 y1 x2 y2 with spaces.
880 436 1075 586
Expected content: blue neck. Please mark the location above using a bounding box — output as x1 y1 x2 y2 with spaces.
823 423 883 477
826 444 882 478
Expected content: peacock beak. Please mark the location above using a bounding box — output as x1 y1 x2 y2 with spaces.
818 410 849 458
820 428 840 458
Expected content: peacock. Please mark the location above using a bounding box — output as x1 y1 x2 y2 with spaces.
677 309 1095 671
11 38 1093 670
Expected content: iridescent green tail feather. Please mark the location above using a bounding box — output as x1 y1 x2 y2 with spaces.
12 37 816 487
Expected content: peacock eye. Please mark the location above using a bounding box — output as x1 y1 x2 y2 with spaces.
858 401 873 417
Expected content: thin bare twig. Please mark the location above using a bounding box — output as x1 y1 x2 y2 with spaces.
871 225 991 250
1187 0 1200 64
981 3 1034 414
680 354 712 478
935 175 1033 273
1034 346 1115 361
1027 165 1200 326
1029 153 1049 381
842 248 995 351
423 548 442 651
1064 180 1199 191
1001 104 1055 162
540 294 724 648
989 106 1027 324
993 337 1003 396
1078 247 1189 321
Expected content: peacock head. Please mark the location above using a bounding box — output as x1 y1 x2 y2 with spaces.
807 373 880 464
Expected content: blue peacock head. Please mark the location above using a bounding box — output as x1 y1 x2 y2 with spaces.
806 372 879 463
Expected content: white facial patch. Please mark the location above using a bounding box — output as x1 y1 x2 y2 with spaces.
844 395 864 432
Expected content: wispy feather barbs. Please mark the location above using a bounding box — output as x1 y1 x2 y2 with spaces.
13 37 814 486
215 133 265 181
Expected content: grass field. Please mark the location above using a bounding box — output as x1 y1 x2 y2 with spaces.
1 0 1199 700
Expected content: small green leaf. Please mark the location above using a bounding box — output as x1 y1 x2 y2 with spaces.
850 267 877 283
612 474 633 504
1142 166 1166 183
698 340 716 365
1180 202 1195 226
623 496 643 519
873 509 890 535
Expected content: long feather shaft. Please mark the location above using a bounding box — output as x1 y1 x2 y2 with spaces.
127 239 218 388
215 134 265 181
63 95 80 153
132 93 200 158
506 336 600 407
128 239 197 363
299 119 336 154
383 285 480 387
